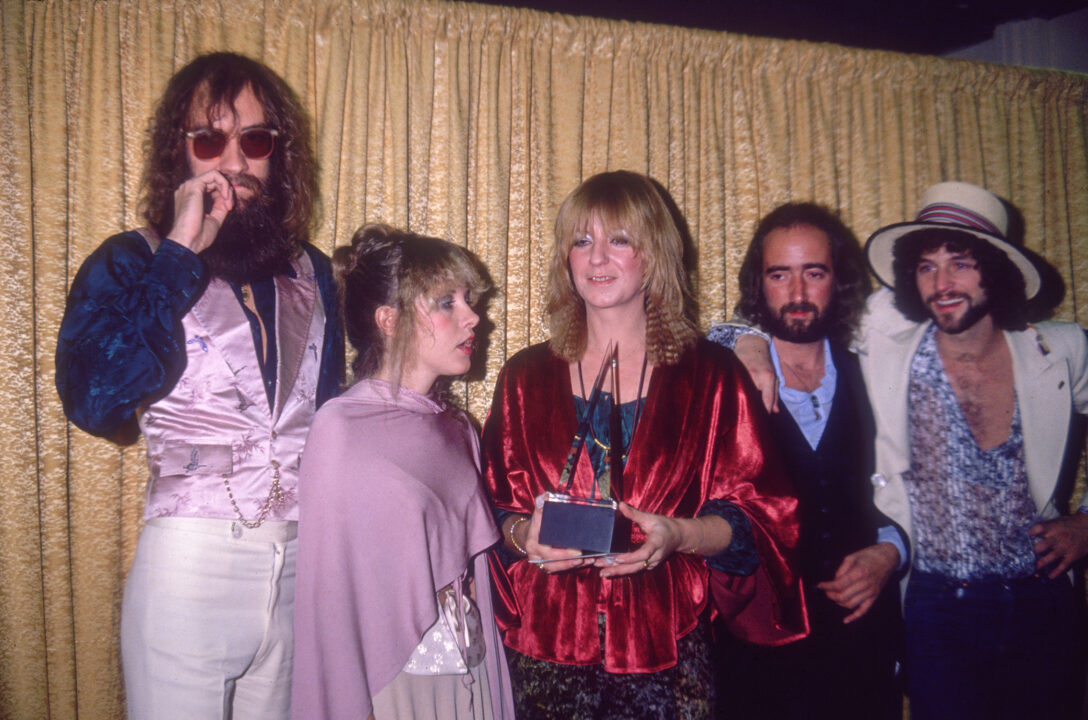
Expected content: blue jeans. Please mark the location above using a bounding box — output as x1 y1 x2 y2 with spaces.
904 570 1083 720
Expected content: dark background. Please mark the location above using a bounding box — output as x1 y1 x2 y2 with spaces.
468 0 1084 55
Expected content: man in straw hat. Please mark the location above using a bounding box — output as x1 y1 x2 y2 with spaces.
734 181 1088 719
854 181 1087 719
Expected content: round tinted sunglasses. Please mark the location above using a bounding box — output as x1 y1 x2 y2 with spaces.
184 127 279 161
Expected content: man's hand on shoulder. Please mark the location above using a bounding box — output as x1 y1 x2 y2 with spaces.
817 542 899 624
1029 513 1088 578
733 333 778 413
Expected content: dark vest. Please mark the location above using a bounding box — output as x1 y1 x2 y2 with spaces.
769 343 885 627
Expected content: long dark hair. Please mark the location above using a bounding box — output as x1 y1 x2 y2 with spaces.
141 52 317 245
735 202 870 346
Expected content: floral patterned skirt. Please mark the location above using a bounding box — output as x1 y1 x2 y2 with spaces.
506 614 715 720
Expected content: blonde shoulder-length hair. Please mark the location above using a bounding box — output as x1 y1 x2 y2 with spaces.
546 170 698 365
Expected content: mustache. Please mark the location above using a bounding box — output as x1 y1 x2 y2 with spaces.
223 173 263 195
924 292 968 305
778 301 820 318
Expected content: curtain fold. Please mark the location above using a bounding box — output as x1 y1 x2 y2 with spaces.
3 0 1087 717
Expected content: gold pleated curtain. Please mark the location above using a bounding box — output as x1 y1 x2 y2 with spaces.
3 0 1087 717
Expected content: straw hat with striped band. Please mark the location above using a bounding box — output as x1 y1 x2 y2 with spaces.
864 181 1041 299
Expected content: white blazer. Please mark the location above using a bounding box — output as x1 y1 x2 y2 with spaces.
855 289 1088 585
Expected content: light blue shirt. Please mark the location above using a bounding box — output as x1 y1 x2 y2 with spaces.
770 337 907 569
770 338 837 451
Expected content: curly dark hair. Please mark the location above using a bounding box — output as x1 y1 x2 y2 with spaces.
141 52 317 244
735 202 871 346
891 228 1028 331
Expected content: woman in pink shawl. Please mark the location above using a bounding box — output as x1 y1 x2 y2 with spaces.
291 224 515 720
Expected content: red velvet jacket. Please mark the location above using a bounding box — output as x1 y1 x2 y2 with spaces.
483 340 806 673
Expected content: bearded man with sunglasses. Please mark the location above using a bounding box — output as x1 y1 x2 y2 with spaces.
55 53 343 720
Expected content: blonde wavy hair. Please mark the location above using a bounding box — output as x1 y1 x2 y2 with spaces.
546 171 698 365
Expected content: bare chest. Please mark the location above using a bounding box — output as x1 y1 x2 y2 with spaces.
941 351 1015 450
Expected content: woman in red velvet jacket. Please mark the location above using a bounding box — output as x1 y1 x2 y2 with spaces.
482 170 806 719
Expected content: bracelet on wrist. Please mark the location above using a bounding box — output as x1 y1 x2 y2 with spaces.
508 516 529 555
681 517 706 555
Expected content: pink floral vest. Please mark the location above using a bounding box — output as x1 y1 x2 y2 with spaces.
139 251 324 522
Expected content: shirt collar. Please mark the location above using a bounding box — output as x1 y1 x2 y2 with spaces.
770 337 837 405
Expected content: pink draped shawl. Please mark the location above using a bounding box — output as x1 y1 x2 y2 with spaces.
291 379 514 719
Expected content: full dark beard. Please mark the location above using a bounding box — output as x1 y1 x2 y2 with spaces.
764 301 832 344
199 182 299 285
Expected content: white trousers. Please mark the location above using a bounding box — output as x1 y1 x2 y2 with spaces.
121 517 297 720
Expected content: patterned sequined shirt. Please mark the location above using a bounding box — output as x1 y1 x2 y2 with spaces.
905 325 1037 580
